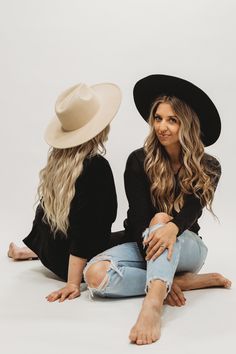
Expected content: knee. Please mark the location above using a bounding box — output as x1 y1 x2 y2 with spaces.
84 261 110 288
152 212 172 224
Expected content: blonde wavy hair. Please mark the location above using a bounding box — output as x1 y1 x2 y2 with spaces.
37 125 110 236
144 96 220 215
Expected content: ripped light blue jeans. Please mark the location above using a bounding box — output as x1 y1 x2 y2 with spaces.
83 223 208 298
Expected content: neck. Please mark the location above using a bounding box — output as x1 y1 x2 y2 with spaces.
165 144 181 164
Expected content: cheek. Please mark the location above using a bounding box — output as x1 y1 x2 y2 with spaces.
172 126 180 137
153 122 159 134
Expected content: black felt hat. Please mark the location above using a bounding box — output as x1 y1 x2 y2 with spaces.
133 74 221 146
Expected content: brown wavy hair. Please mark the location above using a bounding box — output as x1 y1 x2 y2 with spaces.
37 125 110 235
144 96 220 215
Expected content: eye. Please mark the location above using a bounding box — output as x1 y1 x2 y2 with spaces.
154 115 161 121
169 117 178 124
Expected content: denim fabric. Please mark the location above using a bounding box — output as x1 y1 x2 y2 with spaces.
83 224 208 298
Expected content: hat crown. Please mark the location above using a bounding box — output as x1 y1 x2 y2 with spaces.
55 83 100 131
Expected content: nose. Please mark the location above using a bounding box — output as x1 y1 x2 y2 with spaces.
159 120 168 132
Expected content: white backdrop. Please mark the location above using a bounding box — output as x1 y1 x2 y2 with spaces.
1 0 236 271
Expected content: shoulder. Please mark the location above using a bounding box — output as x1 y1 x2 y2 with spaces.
126 148 146 171
202 153 221 174
84 154 113 175
75 155 114 190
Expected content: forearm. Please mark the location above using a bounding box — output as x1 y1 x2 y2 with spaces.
67 254 87 286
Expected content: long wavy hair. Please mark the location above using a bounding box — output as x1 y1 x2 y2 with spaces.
144 96 220 215
37 125 110 236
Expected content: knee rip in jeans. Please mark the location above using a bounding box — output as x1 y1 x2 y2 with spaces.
83 256 123 299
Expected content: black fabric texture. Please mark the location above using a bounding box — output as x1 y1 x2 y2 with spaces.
23 154 118 280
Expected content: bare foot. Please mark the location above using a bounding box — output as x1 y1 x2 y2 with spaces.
174 272 232 290
8 242 38 260
129 299 161 345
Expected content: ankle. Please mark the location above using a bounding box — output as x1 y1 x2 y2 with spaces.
143 296 163 312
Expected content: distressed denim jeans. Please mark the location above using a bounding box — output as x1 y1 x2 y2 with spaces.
83 223 208 298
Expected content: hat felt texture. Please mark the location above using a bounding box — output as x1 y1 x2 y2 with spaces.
133 74 221 146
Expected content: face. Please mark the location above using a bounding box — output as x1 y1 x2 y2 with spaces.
153 102 180 149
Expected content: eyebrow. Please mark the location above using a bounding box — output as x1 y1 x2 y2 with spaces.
154 113 178 119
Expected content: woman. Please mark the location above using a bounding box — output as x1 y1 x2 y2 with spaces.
83 75 231 345
8 82 122 303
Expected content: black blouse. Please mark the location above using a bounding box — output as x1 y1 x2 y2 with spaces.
123 148 221 258
23 154 117 276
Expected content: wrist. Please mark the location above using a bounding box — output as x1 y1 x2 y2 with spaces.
167 221 179 235
67 281 80 288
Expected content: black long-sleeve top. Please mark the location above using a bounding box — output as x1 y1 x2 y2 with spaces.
23 154 117 279
123 148 221 259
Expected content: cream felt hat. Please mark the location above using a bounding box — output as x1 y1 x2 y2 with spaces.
45 82 121 148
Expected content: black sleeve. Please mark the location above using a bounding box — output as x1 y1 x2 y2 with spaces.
171 156 222 236
68 156 117 260
124 150 155 255
170 194 203 236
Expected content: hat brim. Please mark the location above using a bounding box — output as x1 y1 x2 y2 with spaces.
44 83 121 148
133 74 221 146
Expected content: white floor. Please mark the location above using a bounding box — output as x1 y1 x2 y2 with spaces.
1 233 235 354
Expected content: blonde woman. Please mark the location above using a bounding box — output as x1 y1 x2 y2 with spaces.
8 82 122 302
83 75 231 345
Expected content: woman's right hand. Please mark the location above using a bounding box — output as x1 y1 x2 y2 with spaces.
46 283 81 302
149 212 173 227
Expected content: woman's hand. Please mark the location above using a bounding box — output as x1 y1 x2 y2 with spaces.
144 222 179 261
46 282 81 302
164 282 186 307
149 212 173 227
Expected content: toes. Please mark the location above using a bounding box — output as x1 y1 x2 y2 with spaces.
212 273 232 288
129 328 137 343
224 279 232 288
152 332 159 342
9 242 16 249
8 242 16 258
136 333 148 345
140 333 147 345
136 338 143 345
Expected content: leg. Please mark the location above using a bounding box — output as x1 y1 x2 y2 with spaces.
129 213 182 345
129 279 166 345
164 272 231 307
8 242 38 260
149 217 231 305
172 271 231 291
84 242 147 298
174 231 231 289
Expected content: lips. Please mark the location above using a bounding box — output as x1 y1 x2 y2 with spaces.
158 135 170 139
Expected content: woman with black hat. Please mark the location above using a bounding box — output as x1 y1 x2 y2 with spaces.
8 82 122 302
84 75 231 345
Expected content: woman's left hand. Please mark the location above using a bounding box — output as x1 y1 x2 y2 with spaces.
46 283 81 302
144 222 179 261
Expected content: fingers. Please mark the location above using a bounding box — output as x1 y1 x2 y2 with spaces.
68 290 80 300
167 245 173 261
46 288 80 303
59 290 70 303
143 232 155 246
169 290 182 306
46 291 61 302
146 240 165 260
146 246 165 261
170 283 186 306
165 293 177 306
59 290 80 302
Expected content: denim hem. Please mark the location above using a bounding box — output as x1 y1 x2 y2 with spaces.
145 277 172 299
